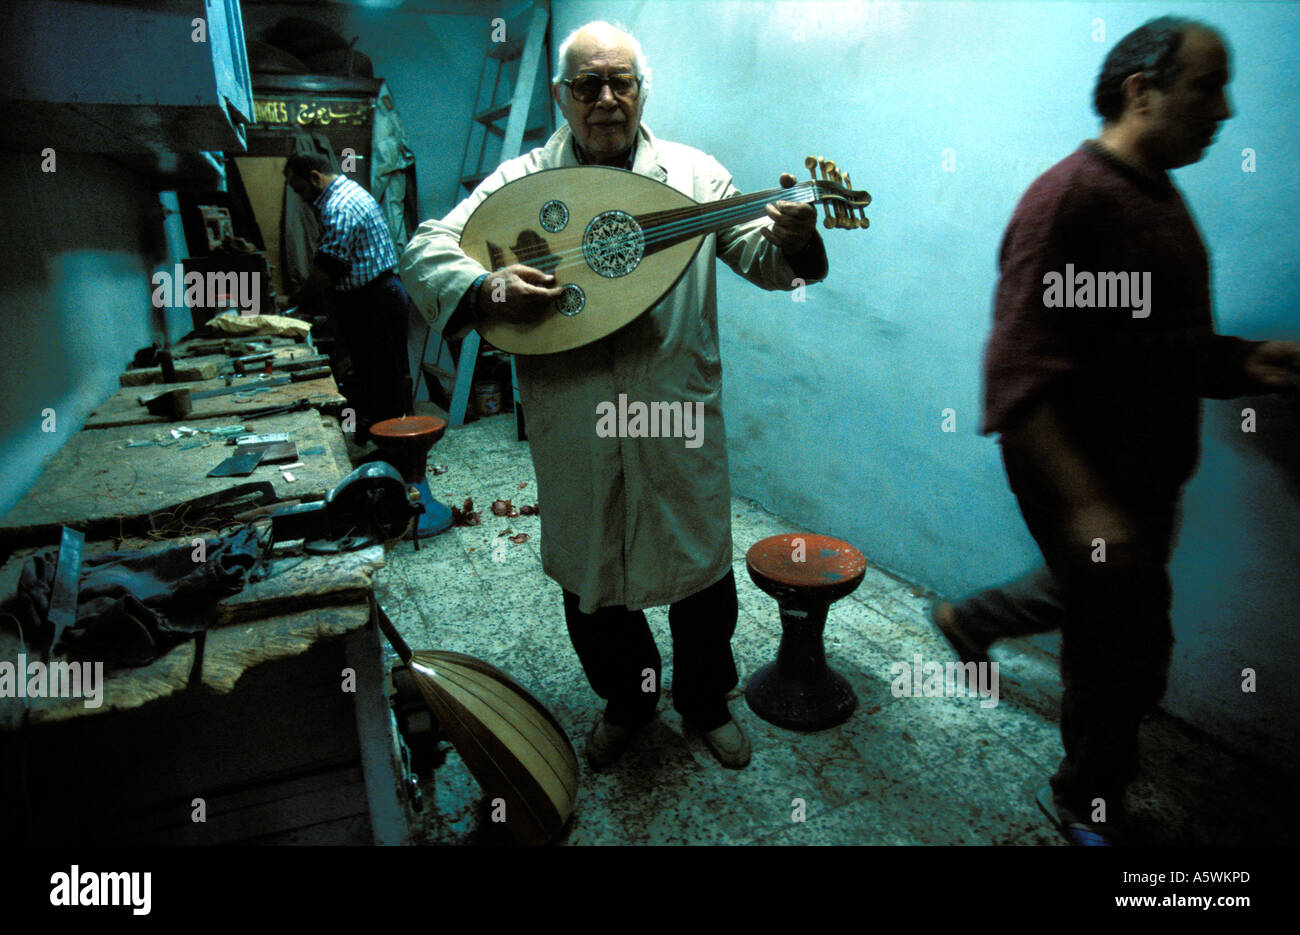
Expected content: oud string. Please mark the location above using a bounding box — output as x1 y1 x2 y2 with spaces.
508 182 841 276
508 189 790 270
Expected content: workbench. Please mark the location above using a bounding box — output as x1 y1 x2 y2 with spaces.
2 408 348 538
85 373 345 430
0 345 411 845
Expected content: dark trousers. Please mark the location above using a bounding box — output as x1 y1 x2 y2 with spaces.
562 570 739 732
953 444 1178 823
331 270 411 436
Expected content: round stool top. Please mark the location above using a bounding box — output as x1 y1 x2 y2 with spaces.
746 533 866 591
370 415 447 443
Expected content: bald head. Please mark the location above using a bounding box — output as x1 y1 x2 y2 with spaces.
554 21 650 92
551 21 650 166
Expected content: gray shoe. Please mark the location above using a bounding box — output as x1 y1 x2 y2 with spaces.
702 718 751 769
586 715 636 770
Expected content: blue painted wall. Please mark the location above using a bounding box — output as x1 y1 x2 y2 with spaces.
0 154 180 518
552 0 1300 772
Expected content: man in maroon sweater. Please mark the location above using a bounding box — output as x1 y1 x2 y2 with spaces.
933 17 1300 845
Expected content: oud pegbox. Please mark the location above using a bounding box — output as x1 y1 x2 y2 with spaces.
806 155 871 229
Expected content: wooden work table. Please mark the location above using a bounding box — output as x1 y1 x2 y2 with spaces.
1 408 350 537
0 349 411 845
86 373 345 430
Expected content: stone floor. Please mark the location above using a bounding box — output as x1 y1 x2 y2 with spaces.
372 411 1299 846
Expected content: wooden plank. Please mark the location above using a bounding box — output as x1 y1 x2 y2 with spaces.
243 812 372 845
115 767 371 845
1 409 346 533
86 369 343 429
117 343 314 388
346 623 409 845
119 358 221 386
171 335 300 357
322 411 352 473
217 546 386 624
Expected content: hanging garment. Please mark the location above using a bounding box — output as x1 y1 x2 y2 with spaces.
370 81 418 250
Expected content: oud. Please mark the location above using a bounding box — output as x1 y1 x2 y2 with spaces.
460 156 871 354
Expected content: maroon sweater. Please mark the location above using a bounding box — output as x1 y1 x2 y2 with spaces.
982 141 1258 497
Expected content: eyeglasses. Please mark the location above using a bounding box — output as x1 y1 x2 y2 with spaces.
559 73 641 103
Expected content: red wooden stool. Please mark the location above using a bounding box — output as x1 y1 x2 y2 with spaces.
745 533 865 730
369 416 451 537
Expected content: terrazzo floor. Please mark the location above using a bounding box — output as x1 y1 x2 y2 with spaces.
372 410 1299 846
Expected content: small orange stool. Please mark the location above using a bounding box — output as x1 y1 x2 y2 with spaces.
745 533 865 730
369 416 451 537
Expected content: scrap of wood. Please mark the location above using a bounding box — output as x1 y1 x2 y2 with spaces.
119 361 220 386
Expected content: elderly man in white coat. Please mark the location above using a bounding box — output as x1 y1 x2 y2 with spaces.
400 21 827 770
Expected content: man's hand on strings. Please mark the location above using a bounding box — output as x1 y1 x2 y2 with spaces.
476 264 564 324
761 174 817 254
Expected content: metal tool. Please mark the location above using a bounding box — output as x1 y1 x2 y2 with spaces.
276 354 331 373
230 399 313 423
208 448 265 477
189 375 291 399
269 462 419 552
46 527 85 659
147 482 278 536
236 441 297 463
138 375 291 412
232 352 275 375
233 432 291 447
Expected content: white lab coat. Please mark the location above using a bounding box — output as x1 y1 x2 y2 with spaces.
400 123 825 612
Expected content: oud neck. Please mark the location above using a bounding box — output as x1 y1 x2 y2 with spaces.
638 182 820 252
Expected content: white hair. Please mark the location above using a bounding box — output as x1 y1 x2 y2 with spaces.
551 20 652 101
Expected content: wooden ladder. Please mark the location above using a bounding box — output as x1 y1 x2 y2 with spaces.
436 0 553 439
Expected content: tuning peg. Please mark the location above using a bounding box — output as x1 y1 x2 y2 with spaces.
822 160 841 227
779 172 796 189
826 162 854 229
841 170 857 229
842 171 862 229
808 156 834 228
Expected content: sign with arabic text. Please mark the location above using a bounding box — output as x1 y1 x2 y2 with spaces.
252 96 372 129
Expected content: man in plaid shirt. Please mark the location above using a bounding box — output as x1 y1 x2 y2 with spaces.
284 152 410 440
